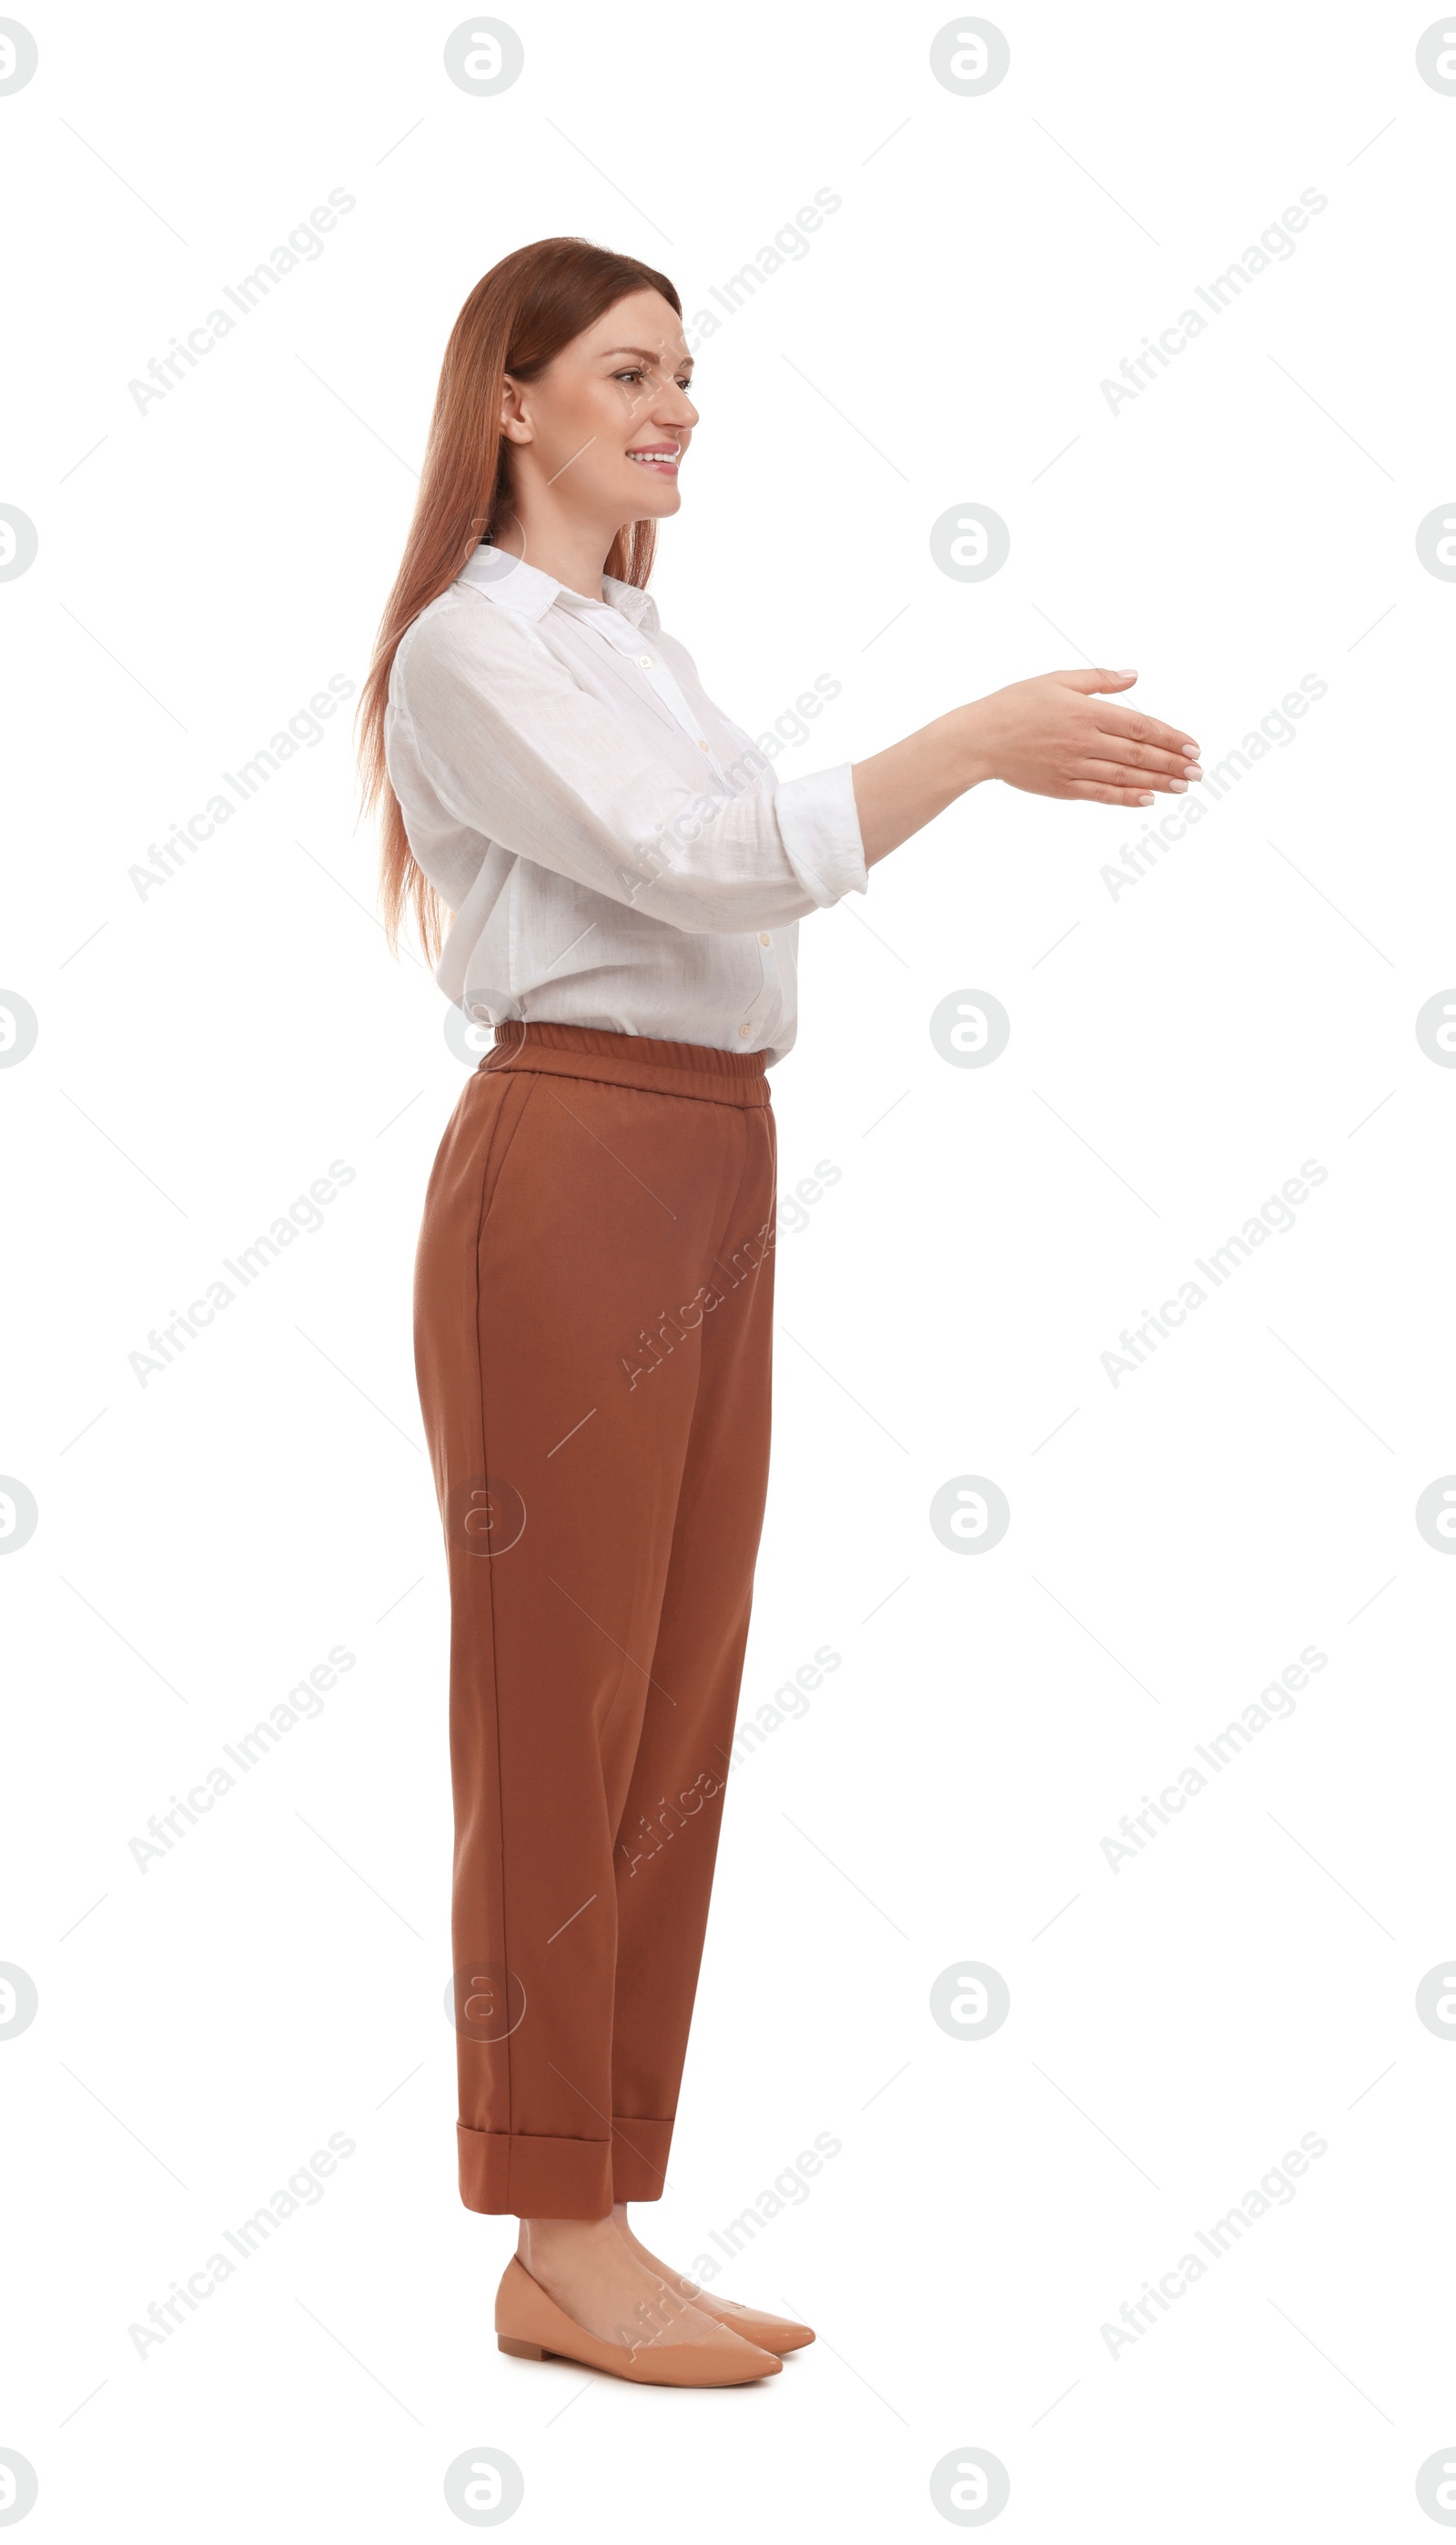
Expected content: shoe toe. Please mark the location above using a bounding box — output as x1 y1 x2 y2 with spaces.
708 2297 814 2354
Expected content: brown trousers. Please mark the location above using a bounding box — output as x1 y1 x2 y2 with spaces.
414 1019 777 2218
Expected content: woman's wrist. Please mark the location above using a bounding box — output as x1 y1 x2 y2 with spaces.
953 697 997 791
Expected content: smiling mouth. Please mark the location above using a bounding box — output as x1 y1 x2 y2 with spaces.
626 446 681 472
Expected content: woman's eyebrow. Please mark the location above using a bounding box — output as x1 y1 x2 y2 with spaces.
599 344 693 370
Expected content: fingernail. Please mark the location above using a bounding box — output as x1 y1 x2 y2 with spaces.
1182 743 1200 756
1138 792 1154 806
1169 780 1188 794
1185 764 1202 778
1118 668 1138 675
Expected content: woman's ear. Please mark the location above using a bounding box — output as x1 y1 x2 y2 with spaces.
500 375 531 445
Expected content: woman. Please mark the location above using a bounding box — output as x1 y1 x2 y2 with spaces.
358 237 1199 2389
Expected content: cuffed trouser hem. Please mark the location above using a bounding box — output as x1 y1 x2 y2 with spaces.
611 2115 674 2203
458 2124 613 2219
455 2118 678 2214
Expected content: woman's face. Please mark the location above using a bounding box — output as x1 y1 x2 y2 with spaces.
500 288 698 533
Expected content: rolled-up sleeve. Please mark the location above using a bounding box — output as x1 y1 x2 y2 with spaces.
388 597 868 937
774 762 870 912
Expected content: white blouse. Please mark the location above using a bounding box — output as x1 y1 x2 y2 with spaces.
384 542 869 1065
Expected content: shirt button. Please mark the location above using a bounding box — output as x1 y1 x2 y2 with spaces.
738 1023 752 1037
698 738 710 752
638 654 653 667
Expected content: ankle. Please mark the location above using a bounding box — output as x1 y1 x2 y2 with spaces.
516 2213 617 2272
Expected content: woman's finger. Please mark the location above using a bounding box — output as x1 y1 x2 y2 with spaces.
1094 705 1199 756
1064 778 1164 806
1057 666 1141 694
1077 757 1192 794
1082 735 1201 780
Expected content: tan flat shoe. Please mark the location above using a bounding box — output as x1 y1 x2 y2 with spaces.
494 2256 781 2388
696 2294 814 2355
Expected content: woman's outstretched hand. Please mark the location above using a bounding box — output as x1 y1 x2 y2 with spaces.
961 668 1201 807
850 668 1201 866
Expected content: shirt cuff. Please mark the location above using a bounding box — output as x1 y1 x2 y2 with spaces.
774 763 869 911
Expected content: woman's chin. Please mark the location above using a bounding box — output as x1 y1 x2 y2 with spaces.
624 481 682 521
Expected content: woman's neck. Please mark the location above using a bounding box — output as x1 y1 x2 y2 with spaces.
489 509 616 604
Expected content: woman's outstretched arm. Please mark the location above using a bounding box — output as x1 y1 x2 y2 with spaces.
851 667 1200 866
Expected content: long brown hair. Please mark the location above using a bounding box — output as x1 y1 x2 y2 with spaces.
356 237 682 960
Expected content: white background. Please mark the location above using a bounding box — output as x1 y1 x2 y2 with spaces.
5 2 1456 2536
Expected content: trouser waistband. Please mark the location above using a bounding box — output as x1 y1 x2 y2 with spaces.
479 1019 772 1109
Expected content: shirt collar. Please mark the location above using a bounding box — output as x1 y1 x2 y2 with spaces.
459 542 659 635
